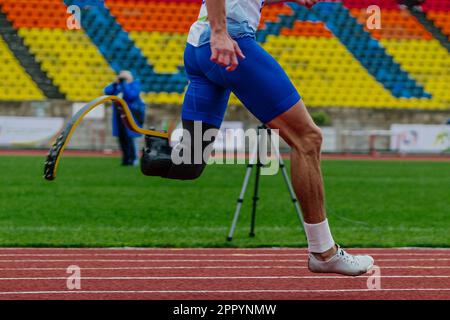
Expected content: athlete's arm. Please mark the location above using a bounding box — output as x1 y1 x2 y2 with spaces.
266 0 319 8
206 0 245 72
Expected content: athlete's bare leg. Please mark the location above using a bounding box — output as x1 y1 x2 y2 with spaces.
267 99 337 260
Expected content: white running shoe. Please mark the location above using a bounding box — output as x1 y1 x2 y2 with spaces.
308 245 374 276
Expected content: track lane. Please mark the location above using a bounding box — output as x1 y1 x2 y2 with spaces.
0 248 448 300
0 267 448 277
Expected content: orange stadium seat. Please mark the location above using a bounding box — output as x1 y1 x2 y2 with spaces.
0 0 448 110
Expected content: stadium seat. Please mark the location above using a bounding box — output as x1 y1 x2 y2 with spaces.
422 0 450 40
0 36 44 101
350 4 449 109
1 0 116 101
0 0 448 111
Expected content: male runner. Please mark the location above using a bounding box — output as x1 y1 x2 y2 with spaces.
141 0 374 276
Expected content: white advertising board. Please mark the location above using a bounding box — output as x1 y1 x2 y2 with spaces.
321 127 337 152
390 124 450 153
72 102 105 119
0 116 64 147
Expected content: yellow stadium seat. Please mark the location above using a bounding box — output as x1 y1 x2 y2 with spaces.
0 37 44 101
19 28 115 101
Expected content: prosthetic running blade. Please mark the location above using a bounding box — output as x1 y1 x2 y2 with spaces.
44 95 169 181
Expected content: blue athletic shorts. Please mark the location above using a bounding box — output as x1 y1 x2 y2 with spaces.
181 37 301 128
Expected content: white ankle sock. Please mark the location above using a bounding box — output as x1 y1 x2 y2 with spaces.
304 218 335 253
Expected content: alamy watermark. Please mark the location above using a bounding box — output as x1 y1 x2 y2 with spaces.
366 5 382 30
66 5 81 30
366 265 382 290
171 122 280 176
66 265 81 290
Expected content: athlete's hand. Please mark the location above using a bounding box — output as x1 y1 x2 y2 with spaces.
292 0 319 9
210 31 245 72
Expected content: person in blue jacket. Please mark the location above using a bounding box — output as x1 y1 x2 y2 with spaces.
104 70 145 166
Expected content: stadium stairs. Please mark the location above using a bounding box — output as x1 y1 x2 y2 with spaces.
256 2 430 99
304 2 430 99
0 9 64 99
64 0 186 94
406 5 450 52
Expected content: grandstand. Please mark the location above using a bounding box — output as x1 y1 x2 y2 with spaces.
423 0 450 40
0 0 447 108
0 0 449 153
0 36 44 101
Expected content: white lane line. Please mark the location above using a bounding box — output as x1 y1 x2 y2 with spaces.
0 253 450 257
0 288 450 295
0 247 450 251
0 247 448 251
0 258 450 262
1 259 306 262
1 265 449 271
0 275 449 280
0 254 312 257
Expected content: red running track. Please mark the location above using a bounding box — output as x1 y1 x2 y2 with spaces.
0 248 449 300
1 149 450 162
